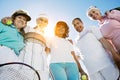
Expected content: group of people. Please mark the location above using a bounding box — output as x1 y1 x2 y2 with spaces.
0 6 120 80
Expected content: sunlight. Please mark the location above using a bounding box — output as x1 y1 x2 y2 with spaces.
44 24 55 37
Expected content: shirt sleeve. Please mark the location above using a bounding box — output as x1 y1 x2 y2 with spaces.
73 42 84 59
89 26 103 40
107 10 120 22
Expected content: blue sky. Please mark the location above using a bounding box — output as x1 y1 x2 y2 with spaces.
0 0 120 40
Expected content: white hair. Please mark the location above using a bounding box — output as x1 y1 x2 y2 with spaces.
86 6 100 20
37 14 48 19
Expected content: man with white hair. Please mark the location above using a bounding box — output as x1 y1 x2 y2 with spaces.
19 13 50 80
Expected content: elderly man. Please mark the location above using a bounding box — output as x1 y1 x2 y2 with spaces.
20 14 50 80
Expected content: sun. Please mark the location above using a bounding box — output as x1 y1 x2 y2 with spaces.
44 24 54 37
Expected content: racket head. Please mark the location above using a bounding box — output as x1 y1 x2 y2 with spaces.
0 62 40 80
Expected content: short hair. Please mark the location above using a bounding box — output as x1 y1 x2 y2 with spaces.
72 18 83 24
54 21 69 38
86 6 100 20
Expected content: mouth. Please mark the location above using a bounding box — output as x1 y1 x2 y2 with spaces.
18 21 24 25
76 28 82 32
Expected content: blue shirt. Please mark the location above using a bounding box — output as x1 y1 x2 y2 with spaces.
0 22 24 55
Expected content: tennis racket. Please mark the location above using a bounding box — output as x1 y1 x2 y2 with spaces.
49 68 55 80
0 62 40 80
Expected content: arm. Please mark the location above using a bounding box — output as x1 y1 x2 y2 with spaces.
68 39 73 44
71 51 88 80
99 37 120 70
25 32 46 46
68 39 82 59
1 17 12 25
25 32 51 54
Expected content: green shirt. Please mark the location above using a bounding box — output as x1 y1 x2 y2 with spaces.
0 22 24 55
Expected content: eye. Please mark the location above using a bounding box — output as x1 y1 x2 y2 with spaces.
17 16 26 21
74 24 76 27
43 19 48 23
17 16 22 19
39 18 43 21
89 14 93 17
92 11 95 13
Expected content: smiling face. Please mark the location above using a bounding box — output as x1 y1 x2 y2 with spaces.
13 15 27 31
88 8 102 20
55 21 69 38
55 25 66 37
72 18 84 33
36 17 48 28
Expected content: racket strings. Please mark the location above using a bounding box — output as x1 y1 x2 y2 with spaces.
0 64 39 80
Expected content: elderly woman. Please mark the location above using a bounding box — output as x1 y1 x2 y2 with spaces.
87 6 120 79
87 6 120 54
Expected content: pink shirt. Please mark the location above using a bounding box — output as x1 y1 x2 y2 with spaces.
107 10 120 22
99 15 120 52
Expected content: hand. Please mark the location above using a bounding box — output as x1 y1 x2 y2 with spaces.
81 72 89 80
45 47 51 54
1 17 12 25
68 39 73 44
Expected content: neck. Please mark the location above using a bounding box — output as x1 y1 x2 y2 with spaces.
35 26 44 33
98 16 104 22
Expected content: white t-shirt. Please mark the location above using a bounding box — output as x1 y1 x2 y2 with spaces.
20 26 49 80
75 27 113 75
49 36 75 63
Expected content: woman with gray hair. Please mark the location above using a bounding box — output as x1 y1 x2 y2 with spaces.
87 6 120 79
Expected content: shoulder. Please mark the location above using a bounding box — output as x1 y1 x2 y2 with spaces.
0 22 12 28
110 9 120 14
24 26 34 33
0 22 5 26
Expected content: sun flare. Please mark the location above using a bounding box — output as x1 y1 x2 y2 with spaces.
44 25 54 37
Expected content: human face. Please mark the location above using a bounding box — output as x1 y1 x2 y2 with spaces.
88 9 102 20
72 19 84 32
36 17 48 28
55 25 67 38
13 15 27 31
